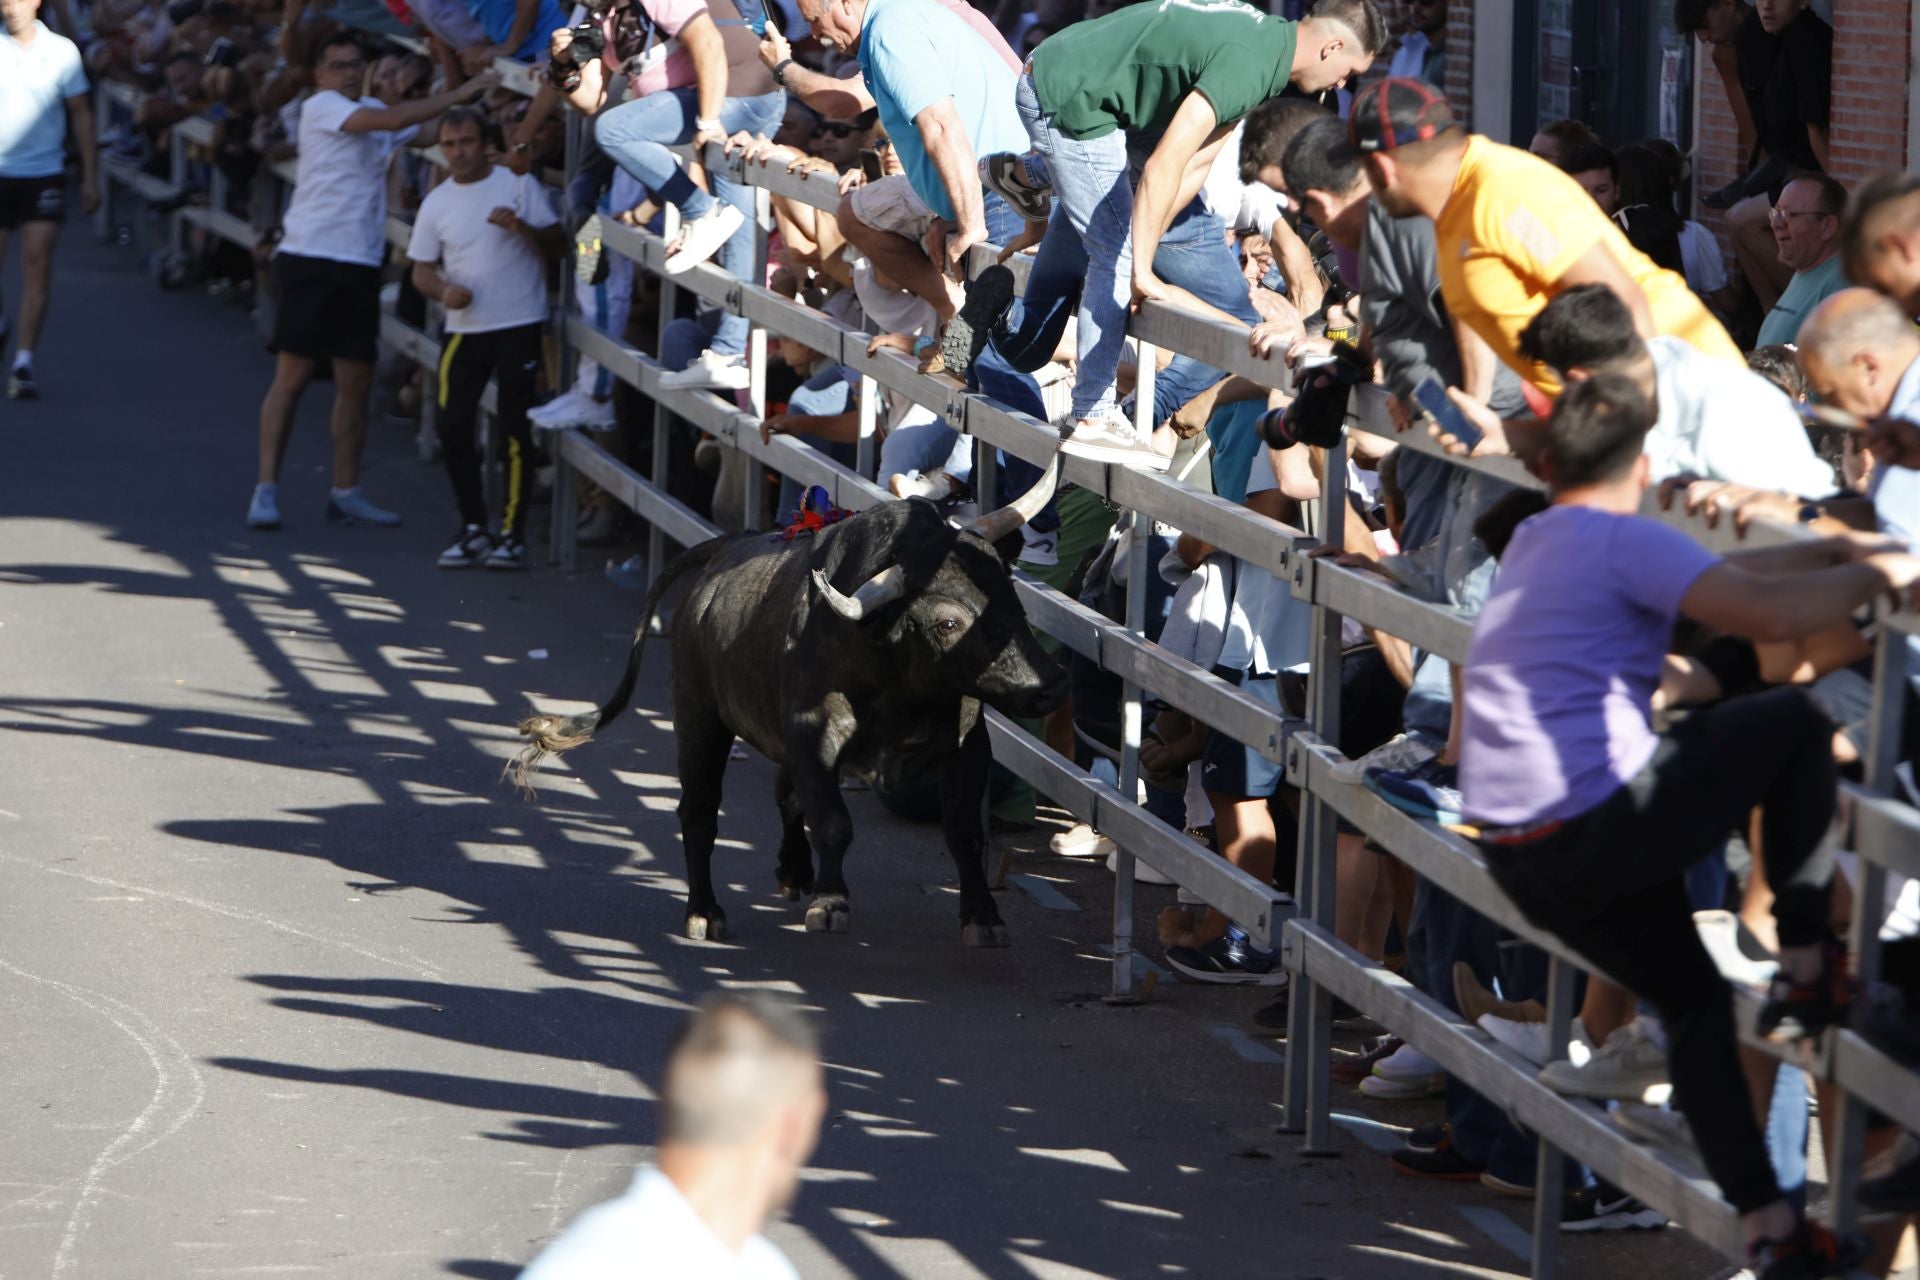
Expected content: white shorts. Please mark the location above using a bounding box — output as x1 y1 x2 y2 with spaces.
846 174 936 242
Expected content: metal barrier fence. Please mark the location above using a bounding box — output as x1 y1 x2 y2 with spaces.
94 49 1920 1277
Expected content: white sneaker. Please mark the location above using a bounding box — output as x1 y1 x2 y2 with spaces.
1539 1018 1672 1103
437 524 493 568
660 349 750 391
530 389 616 430
1051 822 1116 858
1611 1101 1701 1166
663 202 744 275
1057 410 1171 472
1371 1042 1444 1082
1104 849 1173 886
326 487 402 526
1478 1013 1594 1068
1693 909 1779 991
1328 733 1436 786
246 482 282 529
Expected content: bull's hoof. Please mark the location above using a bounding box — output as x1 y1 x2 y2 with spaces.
804 895 852 933
685 912 729 941
961 921 1011 948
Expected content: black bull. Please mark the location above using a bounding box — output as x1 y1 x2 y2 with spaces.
511 462 1068 947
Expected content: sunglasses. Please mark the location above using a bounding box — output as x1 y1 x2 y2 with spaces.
812 121 861 137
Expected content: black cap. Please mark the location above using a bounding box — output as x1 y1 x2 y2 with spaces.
1346 77 1456 154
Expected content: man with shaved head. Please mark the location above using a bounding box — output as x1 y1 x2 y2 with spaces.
521 995 826 1278
1797 288 1920 539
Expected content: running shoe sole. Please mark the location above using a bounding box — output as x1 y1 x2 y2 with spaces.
939 265 1016 378
1058 433 1173 471
1164 949 1289 986
982 153 1051 221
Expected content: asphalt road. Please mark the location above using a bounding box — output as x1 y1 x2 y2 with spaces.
0 229 1728 1279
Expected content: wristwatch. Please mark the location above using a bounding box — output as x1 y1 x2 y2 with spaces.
695 116 722 134
772 57 793 86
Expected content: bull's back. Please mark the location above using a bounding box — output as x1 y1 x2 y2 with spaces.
667 537 811 757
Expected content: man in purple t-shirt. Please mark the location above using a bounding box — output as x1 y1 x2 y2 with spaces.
1458 371 1920 1276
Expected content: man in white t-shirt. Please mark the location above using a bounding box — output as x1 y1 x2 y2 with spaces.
246 32 494 532
0 0 97 402
408 107 564 570
520 994 825 1280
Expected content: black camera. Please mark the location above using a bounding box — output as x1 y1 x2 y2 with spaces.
564 20 605 61
1257 340 1371 452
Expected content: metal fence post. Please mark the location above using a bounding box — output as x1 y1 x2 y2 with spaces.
1297 437 1347 1156
1529 956 1579 1276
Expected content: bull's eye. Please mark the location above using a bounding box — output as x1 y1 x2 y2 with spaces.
936 617 961 635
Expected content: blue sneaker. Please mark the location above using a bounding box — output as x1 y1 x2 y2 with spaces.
1165 929 1289 986
1366 758 1463 825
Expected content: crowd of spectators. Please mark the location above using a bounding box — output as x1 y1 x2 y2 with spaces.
37 0 1920 1271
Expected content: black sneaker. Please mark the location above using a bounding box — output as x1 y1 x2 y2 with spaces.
1756 938 1853 1044
437 525 492 568
7 364 37 400
1749 1219 1872 1279
1165 934 1289 986
1560 1180 1667 1233
938 265 1016 379
484 537 527 571
1390 1132 1485 1181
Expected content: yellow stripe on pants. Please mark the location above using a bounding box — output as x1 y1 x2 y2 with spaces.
437 332 464 410
501 437 523 538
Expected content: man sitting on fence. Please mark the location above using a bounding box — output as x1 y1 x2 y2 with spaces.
407 106 565 570
1459 371 1920 1279
246 34 496 531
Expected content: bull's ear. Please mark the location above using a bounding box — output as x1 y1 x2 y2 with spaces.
990 530 1024 566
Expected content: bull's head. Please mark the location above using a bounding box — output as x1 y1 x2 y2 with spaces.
811 456 1069 719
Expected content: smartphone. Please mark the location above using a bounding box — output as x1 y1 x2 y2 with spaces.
858 148 883 183
1413 376 1482 450
1796 401 1866 432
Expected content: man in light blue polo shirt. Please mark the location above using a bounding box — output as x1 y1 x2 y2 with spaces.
797 0 1029 329
0 0 97 401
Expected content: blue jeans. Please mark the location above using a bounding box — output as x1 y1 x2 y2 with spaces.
1140 201 1262 427
1016 71 1130 421
988 204 1085 374
594 87 786 356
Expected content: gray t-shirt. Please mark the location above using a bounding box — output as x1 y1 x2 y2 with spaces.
1358 203 1528 553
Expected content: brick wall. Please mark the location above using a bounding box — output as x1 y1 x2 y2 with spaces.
1692 0 1911 223
1442 0 1474 130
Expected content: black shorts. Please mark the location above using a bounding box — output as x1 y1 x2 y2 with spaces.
270 252 381 363
0 174 66 229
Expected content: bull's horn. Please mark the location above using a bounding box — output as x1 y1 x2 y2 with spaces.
959 450 1062 543
812 564 910 621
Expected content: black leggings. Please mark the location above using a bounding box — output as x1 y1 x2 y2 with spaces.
1481 687 1838 1213
436 323 541 539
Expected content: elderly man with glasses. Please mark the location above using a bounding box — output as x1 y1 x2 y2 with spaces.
1756 170 1850 347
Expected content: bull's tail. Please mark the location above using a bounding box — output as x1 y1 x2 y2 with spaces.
510 540 727 793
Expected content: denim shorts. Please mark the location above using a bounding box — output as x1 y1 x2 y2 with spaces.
1201 665 1284 800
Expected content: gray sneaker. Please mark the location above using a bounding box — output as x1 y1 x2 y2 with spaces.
1539 1018 1672 1103
1058 411 1170 472
246 483 282 530
663 202 744 276
326 487 402 526
980 153 1051 221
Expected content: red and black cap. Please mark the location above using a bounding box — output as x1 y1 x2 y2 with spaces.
1346 77 1457 154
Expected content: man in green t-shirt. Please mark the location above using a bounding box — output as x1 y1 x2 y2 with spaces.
982 0 1384 470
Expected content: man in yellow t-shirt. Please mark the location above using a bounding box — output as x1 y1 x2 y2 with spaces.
1344 78 1740 394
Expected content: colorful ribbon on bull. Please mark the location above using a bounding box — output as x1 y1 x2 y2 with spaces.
772 485 855 542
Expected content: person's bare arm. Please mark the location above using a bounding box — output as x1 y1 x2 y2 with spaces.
1681 551 1920 643
916 96 986 267
763 409 860 444
343 73 495 132
410 259 473 308
1554 241 1655 337
507 79 563 171
494 0 545 61
1451 313 1496 403
1712 43 1756 160
1131 91 1228 304
756 27 874 115
489 205 567 257
1268 214 1324 317
66 94 100 215
679 11 730 150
